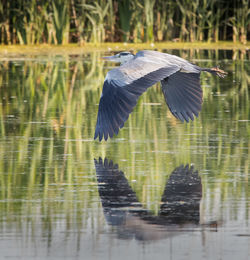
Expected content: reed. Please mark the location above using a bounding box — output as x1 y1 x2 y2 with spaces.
118 0 132 42
0 0 249 44
51 0 70 44
144 0 155 42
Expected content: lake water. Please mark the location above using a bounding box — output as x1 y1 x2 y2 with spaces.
0 49 249 260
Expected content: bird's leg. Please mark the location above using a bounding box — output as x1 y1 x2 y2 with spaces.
210 67 228 78
202 66 227 78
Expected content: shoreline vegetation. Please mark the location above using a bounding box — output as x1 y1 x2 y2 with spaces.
0 0 249 46
0 42 249 57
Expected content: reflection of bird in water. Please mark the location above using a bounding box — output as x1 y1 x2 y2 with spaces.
94 158 205 241
94 50 227 141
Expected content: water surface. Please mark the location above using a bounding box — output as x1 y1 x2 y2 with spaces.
0 49 249 259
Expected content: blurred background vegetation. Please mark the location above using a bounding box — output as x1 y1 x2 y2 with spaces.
0 0 249 45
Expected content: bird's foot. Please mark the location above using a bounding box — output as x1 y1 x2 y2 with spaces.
211 67 228 78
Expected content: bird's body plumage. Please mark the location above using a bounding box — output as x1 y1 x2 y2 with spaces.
94 50 226 141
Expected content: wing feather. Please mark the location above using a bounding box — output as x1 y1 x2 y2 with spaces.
94 58 180 141
161 72 203 122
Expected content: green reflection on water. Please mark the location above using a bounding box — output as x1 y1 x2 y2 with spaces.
0 49 249 236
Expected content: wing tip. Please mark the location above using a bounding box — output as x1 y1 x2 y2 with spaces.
94 131 98 140
94 130 114 142
172 110 200 123
94 130 105 142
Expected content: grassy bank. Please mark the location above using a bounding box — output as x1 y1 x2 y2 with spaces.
0 41 249 57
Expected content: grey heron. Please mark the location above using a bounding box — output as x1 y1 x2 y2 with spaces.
94 50 227 141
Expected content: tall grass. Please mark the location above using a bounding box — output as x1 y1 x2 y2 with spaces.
0 0 249 44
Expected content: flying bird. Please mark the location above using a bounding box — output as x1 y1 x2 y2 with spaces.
94 50 227 141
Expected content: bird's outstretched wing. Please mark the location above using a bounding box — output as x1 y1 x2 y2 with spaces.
94 52 180 141
161 71 203 122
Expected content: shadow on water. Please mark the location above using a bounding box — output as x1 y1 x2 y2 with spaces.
0 49 248 258
95 157 216 242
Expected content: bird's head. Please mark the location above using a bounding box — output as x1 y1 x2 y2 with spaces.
102 52 134 64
